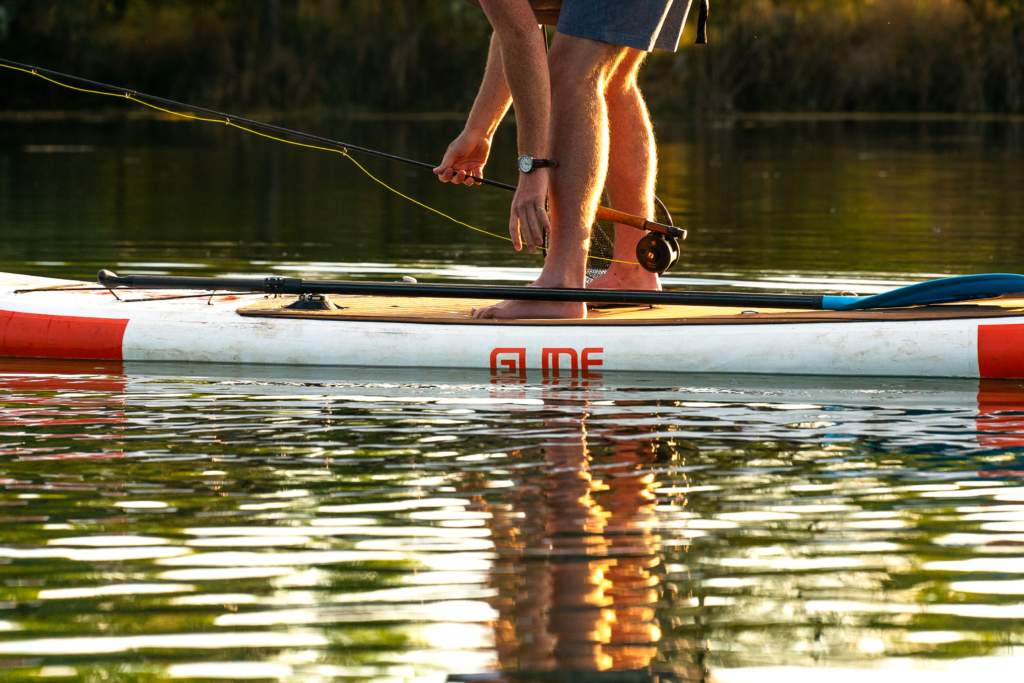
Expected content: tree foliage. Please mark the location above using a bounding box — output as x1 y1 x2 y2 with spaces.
0 0 1022 113
646 0 1024 112
0 0 492 110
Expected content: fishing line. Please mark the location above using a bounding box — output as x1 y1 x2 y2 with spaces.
0 58 637 265
0 60 513 244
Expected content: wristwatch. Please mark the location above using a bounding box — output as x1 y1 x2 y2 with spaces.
518 155 558 173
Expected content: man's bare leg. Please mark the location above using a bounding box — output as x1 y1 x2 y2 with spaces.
474 35 629 320
588 48 661 291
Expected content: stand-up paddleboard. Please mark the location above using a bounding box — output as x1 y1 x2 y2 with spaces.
3 271 1024 379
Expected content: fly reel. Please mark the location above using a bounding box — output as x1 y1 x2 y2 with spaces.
636 233 681 274
635 197 681 274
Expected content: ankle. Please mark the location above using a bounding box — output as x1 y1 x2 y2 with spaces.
533 273 585 289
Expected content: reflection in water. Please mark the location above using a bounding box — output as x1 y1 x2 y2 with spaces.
1 118 1022 279
977 379 1024 450
486 425 682 680
1 362 1024 680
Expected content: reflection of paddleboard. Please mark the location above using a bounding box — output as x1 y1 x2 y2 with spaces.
2 358 1022 454
5 271 1024 379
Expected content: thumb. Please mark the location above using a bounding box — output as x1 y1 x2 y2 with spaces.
434 148 455 174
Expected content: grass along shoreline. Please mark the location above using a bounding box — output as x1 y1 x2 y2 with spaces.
0 0 1021 114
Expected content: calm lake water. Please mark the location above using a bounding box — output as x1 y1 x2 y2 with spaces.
1 114 1024 681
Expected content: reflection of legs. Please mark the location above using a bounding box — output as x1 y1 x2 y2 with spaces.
473 34 628 320
483 421 676 676
589 48 661 292
487 472 557 673
544 436 614 671
599 440 662 669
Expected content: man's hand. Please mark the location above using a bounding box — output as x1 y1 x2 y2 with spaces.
510 169 551 253
433 132 492 187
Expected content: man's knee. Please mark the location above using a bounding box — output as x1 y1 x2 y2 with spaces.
606 49 645 98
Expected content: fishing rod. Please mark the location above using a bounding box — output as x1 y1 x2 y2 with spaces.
95 270 1024 312
0 56 685 249
0 57 474 186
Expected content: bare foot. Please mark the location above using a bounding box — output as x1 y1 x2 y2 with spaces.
472 298 586 320
588 264 661 291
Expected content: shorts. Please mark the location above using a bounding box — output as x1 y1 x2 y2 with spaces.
557 0 694 53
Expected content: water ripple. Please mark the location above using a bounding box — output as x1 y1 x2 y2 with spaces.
1 362 1023 680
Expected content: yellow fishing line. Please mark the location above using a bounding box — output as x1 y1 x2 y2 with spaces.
3 62 636 265
340 153 515 242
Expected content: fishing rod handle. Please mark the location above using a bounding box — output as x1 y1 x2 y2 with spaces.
465 175 686 238
595 207 686 239
98 270 268 293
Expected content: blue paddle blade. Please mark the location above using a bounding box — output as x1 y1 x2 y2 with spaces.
821 273 1024 311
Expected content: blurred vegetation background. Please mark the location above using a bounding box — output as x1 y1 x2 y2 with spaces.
0 0 1022 114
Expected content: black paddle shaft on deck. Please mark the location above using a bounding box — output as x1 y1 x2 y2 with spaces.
98 270 826 310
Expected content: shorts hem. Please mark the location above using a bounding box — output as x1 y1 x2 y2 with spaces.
555 26 658 53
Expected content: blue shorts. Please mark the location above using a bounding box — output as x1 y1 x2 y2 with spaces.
557 0 694 53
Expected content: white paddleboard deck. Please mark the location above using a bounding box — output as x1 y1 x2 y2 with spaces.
3 272 1024 378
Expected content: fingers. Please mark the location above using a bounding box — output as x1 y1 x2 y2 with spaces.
433 166 481 187
521 206 540 253
528 207 548 251
434 135 487 187
508 212 523 252
433 148 456 181
508 176 550 254
509 204 547 254
537 206 552 235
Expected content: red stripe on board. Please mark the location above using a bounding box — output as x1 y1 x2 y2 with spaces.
0 310 127 361
979 324 1024 379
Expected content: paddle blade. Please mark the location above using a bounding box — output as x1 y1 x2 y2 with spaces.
822 274 1024 311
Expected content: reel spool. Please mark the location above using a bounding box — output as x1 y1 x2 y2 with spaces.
635 196 681 274
636 233 680 274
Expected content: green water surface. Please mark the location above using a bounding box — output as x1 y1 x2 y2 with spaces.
0 116 1023 681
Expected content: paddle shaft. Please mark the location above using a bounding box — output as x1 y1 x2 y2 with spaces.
98 271 824 310
0 57 683 240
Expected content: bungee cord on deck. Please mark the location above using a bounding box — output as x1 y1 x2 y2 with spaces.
0 58 637 265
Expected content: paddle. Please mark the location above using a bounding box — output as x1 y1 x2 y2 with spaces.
822 273 1024 311
96 271 1024 311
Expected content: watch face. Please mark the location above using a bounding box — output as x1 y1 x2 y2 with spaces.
518 155 533 173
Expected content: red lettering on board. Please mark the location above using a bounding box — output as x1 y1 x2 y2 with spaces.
0 310 127 361
490 348 527 380
979 324 1024 379
491 346 605 380
542 348 579 378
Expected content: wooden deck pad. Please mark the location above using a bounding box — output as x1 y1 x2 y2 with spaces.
237 295 1024 326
